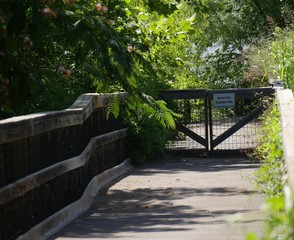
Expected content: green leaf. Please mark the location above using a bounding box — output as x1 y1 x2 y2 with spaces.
106 94 120 119
127 74 137 88
246 232 257 240
138 12 149 21
180 20 192 31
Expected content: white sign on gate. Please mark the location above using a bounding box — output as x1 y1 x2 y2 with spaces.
213 93 235 108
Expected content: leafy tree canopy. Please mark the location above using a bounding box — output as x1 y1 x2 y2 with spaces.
1 0 294 118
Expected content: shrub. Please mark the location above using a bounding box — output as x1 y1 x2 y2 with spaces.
127 117 171 165
248 101 291 240
253 101 285 197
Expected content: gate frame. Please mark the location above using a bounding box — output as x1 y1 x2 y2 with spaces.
161 87 274 152
208 88 274 152
161 89 209 151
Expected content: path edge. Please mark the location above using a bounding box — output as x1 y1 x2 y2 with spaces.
17 159 133 240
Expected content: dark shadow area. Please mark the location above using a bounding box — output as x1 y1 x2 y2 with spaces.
50 186 257 239
49 157 261 239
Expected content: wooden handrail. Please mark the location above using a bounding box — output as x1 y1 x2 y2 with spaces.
276 89 294 206
0 92 127 144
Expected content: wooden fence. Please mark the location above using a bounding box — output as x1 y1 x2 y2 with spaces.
276 89 294 208
0 93 131 240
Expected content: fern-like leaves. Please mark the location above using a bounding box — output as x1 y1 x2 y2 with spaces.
141 93 180 129
106 92 179 130
106 94 120 119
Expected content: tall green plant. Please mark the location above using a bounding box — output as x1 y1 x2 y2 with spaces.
245 28 294 90
247 102 290 240
270 29 294 89
253 101 284 197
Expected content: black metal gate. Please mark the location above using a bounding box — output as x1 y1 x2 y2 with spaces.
161 87 274 153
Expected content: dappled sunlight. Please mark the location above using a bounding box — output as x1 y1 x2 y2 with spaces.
50 157 263 240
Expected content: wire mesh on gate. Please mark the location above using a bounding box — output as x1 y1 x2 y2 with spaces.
210 97 262 151
210 117 261 150
164 88 273 152
167 98 207 150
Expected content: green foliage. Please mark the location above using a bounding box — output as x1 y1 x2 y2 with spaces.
189 0 294 90
146 0 177 16
269 29 294 90
125 95 174 164
188 0 269 89
249 101 294 240
247 196 294 240
245 28 294 89
0 0 139 116
132 0 203 90
123 92 181 164
253 101 285 197
127 117 171 165
0 0 199 164
140 94 180 129
247 197 294 240
0 0 203 164
2 0 294 116
106 94 120 119
114 0 201 163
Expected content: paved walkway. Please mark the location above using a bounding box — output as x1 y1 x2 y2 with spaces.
50 157 264 240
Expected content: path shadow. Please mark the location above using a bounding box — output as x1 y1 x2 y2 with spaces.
49 157 262 239
51 186 258 239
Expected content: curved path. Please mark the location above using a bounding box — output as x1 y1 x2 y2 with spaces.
50 157 264 240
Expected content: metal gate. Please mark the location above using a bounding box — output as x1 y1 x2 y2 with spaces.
161 87 274 153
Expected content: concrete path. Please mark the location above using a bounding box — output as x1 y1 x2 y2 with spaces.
49 157 264 240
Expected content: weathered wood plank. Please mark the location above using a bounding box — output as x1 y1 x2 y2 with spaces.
276 89 294 190
0 128 128 206
0 93 127 144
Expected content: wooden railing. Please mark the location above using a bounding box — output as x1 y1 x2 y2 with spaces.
276 89 294 208
0 93 131 240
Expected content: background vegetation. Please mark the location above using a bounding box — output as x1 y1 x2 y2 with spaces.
1 0 294 162
3 0 294 115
